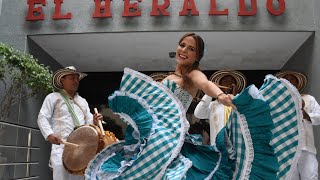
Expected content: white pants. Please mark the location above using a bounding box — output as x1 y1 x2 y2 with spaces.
291 151 318 180
50 144 84 180
52 163 84 180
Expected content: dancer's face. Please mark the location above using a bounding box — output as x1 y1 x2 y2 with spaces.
176 36 197 66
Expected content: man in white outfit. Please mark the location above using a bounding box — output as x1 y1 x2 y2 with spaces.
37 66 103 180
276 71 320 180
194 70 247 145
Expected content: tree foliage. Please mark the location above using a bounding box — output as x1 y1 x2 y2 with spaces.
0 43 53 120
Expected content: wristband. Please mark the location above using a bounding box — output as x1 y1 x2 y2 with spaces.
216 93 225 103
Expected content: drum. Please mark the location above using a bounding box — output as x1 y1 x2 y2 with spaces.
62 124 117 175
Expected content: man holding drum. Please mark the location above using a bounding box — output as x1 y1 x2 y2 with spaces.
37 66 103 180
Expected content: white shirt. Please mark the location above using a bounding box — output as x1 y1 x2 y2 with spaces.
194 95 227 145
37 92 93 165
301 94 320 154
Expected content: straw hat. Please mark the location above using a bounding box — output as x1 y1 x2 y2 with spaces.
209 70 247 93
52 66 87 90
274 71 307 92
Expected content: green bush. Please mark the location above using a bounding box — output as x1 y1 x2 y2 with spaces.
0 43 53 119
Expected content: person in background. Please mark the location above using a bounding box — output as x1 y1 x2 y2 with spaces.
276 71 320 180
37 66 103 180
188 121 211 145
194 70 247 145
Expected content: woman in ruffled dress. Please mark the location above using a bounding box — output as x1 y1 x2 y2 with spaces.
85 33 303 180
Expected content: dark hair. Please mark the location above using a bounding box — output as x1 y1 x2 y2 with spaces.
188 122 203 134
188 121 210 135
201 121 210 135
178 33 205 88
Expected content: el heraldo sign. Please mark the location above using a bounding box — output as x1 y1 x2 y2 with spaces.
26 0 286 21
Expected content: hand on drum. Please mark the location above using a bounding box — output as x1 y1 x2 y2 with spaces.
48 134 62 145
93 113 103 126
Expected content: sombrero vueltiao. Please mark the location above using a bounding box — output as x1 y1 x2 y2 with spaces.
209 70 247 93
52 66 87 90
274 71 307 92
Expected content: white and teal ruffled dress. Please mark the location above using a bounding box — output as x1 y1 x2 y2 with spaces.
85 68 303 180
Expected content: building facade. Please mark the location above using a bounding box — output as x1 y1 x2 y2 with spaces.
0 0 319 179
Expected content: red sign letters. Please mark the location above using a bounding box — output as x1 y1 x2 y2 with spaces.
26 0 286 21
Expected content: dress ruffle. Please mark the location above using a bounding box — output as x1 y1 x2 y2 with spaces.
228 75 302 180
85 68 190 179
85 70 302 180
181 75 301 180
260 75 303 179
230 85 278 180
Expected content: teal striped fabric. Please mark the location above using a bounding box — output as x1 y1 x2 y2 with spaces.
161 154 192 180
229 75 301 180
85 68 190 179
260 75 301 179
118 70 189 179
85 69 301 180
227 111 246 180
231 84 278 180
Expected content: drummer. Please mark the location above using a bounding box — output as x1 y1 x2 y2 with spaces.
37 66 103 180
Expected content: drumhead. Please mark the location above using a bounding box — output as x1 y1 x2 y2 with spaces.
62 125 99 174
